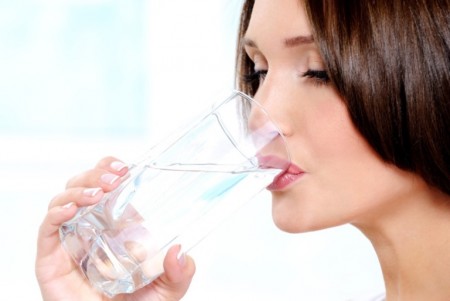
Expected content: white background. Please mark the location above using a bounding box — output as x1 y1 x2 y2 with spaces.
0 0 384 299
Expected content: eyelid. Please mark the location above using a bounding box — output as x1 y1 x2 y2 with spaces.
242 69 267 84
302 69 330 85
244 46 267 67
244 44 260 58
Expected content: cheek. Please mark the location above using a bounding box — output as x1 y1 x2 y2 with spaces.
300 91 360 163
271 91 386 231
271 90 427 232
302 97 384 204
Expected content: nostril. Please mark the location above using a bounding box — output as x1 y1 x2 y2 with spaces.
249 122 280 150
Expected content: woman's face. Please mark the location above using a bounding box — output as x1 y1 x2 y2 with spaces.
244 0 421 232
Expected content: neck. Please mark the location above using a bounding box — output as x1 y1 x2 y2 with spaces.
353 187 450 301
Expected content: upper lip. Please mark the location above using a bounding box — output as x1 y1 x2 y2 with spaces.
284 163 304 175
256 155 304 175
267 160 305 191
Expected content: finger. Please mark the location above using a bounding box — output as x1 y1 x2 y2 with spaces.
48 186 104 210
65 157 129 190
65 168 126 193
37 203 79 254
159 245 196 295
95 156 128 172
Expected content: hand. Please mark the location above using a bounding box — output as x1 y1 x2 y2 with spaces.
36 157 196 301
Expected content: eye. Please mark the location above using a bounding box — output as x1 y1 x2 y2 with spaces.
241 69 268 95
302 69 330 85
242 69 268 85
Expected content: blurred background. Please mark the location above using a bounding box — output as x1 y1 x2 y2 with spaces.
0 0 384 299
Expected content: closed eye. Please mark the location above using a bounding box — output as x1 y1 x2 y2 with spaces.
302 69 330 85
242 70 268 84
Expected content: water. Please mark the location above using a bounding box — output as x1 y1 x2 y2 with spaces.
59 164 280 297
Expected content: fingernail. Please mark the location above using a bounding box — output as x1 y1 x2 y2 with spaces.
110 161 127 172
176 245 186 267
101 173 120 185
62 202 75 209
83 187 102 197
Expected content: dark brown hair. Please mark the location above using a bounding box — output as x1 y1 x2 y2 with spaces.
236 0 450 195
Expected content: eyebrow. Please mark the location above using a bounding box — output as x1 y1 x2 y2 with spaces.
284 35 314 47
242 37 257 48
242 35 314 49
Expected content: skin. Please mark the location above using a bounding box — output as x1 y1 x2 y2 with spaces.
36 156 195 301
36 0 450 300
245 0 450 300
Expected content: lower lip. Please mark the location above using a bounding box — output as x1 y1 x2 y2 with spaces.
267 170 304 191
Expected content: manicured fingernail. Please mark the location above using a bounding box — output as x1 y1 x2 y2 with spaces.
111 161 127 172
176 245 186 267
101 173 120 185
84 187 102 197
62 202 74 209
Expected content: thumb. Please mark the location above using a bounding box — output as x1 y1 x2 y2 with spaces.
158 245 196 299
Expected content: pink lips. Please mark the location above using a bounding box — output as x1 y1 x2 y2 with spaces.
257 155 305 191
267 164 304 191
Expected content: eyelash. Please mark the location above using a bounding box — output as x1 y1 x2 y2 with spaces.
302 69 330 85
242 69 330 86
242 70 267 85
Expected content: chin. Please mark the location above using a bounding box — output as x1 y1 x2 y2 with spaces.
272 218 304 233
271 194 332 233
271 207 316 233
272 213 338 234
270 192 310 233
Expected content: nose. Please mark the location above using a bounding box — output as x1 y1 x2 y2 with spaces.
248 86 292 139
242 92 290 164
246 100 280 145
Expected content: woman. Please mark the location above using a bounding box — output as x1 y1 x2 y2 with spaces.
36 0 450 300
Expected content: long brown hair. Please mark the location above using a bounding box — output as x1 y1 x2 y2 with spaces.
236 0 450 195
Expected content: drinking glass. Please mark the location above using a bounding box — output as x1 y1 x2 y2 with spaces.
59 91 290 297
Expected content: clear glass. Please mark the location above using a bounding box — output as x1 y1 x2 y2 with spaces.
59 91 290 297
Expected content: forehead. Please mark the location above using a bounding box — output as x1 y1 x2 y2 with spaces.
245 0 312 41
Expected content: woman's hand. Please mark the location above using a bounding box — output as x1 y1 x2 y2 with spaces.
35 157 195 301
